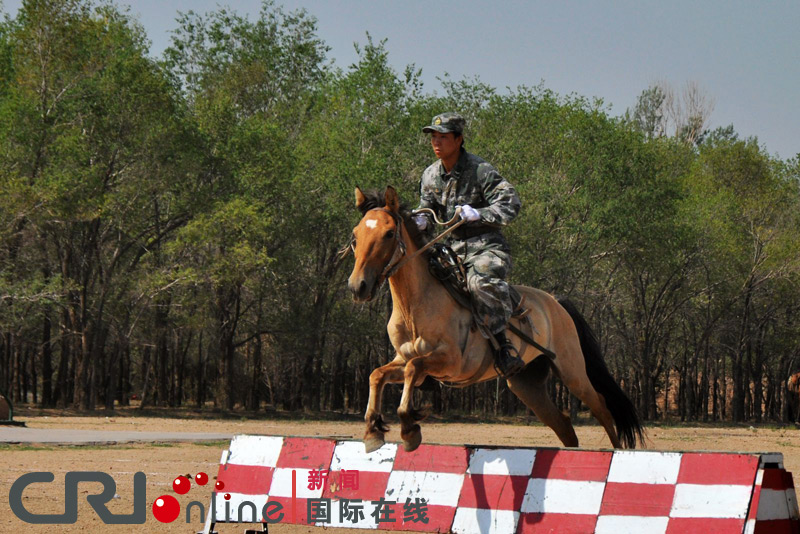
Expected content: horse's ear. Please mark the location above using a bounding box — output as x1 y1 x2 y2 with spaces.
384 186 399 213
354 186 366 209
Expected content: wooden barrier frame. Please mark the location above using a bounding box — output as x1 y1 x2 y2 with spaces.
0 387 26 427
201 435 800 534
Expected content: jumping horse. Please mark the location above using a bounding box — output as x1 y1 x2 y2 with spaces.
347 186 644 453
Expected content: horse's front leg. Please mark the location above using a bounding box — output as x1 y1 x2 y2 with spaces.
397 355 452 452
364 359 405 453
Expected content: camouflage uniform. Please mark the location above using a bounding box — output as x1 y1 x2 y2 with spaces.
417 148 521 334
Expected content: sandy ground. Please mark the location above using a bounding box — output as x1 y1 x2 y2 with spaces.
2 409 800 533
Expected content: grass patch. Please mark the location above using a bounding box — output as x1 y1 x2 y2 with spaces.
194 440 229 447
0 443 52 451
0 442 139 451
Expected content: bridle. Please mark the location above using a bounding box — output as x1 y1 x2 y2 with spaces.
369 208 408 286
340 207 466 289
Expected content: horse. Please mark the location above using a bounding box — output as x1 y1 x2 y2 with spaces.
788 373 800 392
346 186 644 453
788 373 800 421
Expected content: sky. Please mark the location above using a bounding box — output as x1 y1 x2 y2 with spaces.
3 0 799 159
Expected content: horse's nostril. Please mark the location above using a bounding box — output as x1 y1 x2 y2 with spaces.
348 278 368 298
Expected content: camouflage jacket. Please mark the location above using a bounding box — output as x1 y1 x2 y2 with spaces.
417 149 521 249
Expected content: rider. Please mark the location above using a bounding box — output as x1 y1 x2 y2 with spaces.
414 112 525 378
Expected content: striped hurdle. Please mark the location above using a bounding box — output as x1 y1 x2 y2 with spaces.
203 435 800 533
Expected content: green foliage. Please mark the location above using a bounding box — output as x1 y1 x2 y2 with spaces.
628 85 667 139
163 0 327 113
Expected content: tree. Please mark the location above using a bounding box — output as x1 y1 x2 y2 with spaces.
161 1 328 409
683 136 800 421
0 0 194 408
628 81 714 145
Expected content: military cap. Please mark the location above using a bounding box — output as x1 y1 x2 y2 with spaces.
422 112 465 135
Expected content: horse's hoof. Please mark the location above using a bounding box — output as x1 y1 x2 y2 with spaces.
401 425 422 452
364 437 385 453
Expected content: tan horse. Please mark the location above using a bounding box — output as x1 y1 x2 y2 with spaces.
788 373 800 393
347 186 644 453
788 373 800 421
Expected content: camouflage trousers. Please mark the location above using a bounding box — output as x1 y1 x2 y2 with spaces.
449 238 513 335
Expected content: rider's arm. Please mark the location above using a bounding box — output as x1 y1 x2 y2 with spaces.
416 169 440 230
476 163 521 227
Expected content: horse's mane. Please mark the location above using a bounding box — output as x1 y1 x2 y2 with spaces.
356 189 429 250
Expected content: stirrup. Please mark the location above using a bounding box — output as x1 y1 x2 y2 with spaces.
493 339 525 379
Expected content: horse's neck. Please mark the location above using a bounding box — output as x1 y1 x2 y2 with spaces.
387 226 450 326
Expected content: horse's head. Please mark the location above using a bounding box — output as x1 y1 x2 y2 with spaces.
347 186 405 302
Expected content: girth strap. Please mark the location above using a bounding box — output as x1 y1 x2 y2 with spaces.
507 322 556 360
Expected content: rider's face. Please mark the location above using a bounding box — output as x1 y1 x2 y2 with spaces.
430 132 461 162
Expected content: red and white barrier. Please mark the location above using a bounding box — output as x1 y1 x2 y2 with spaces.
745 459 800 534
204 435 800 533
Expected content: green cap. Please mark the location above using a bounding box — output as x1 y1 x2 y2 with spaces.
422 112 465 135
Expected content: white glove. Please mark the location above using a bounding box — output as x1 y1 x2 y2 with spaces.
413 214 428 230
458 204 481 222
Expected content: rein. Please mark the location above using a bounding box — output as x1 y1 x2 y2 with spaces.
338 207 466 284
382 207 465 279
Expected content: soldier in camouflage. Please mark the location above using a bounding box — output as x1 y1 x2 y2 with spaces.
414 112 525 378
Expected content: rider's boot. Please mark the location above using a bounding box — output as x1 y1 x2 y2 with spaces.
493 330 525 378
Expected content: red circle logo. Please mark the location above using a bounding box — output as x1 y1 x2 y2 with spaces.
152 495 180 523
173 475 191 495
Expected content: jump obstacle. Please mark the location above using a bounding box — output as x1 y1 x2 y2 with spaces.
202 434 800 534
0 388 26 427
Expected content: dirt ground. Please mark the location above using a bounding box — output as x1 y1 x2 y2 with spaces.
3 409 800 533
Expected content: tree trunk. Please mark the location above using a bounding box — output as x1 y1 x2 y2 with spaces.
11 336 20 402
139 346 153 409
55 311 71 407
196 332 206 409
41 310 54 407
105 341 119 411
248 335 262 411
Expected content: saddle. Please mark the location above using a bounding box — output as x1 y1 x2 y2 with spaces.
427 243 528 323
426 244 552 387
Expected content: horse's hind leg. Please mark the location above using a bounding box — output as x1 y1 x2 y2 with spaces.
364 360 405 453
564 374 622 449
554 348 622 448
507 357 579 447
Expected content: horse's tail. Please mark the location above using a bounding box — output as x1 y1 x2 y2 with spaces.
558 298 645 449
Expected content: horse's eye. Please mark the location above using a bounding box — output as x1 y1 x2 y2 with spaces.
385 230 395 240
